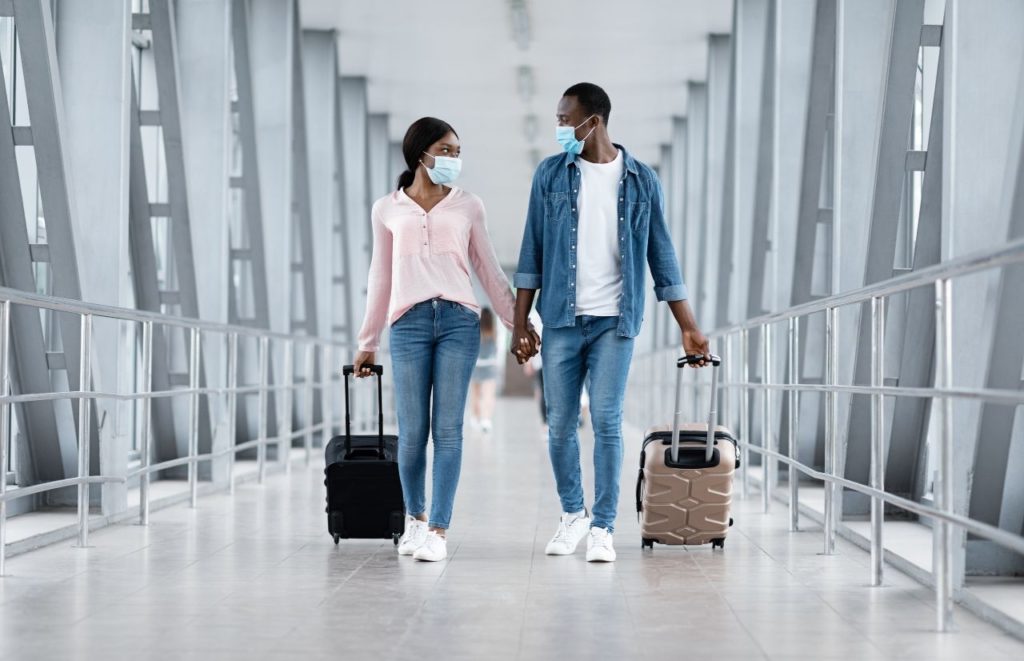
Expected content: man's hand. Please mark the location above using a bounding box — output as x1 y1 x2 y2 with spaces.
667 299 711 368
511 323 540 365
682 329 711 368
353 351 376 378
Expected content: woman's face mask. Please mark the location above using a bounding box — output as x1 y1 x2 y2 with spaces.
556 114 597 155
420 152 462 185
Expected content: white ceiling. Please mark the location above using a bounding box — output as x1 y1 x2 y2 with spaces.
299 0 733 266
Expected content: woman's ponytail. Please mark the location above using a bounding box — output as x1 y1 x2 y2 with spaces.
396 169 415 190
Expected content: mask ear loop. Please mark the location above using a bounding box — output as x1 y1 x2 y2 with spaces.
576 115 598 142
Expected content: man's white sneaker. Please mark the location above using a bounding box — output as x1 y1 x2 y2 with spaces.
397 517 428 556
413 530 448 562
586 527 616 562
544 510 591 555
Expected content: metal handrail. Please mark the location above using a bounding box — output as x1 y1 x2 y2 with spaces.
627 234 1024 634
0 286 340 344
712 234 1024 332
0 287 366 577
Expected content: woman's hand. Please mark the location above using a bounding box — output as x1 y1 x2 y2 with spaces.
511 324 540 365
353 351 376 378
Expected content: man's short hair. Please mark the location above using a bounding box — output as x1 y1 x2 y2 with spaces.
563 82 611 126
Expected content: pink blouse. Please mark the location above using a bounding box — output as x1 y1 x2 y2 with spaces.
356 187 516 352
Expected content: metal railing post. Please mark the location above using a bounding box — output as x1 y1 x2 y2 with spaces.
76 314 93 547
824 306 838 555
188 327 200 508
323 344 334 447
722 334 732 436
870 296 886 586
227 332 238 495
762 323 773 512
934 279 954 631
740 328 750 499
0 301 11 574
281 339 294 472
138 321 153 525
304 342 314 465
788 316 799 532
257 335 269 484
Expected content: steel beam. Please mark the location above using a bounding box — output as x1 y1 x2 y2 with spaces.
339 76 371 330
842 0 924 515
701 35 731 331
176 0 233 485
0 49 64 488
55 0 134 514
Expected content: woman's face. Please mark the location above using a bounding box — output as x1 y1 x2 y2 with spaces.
421 131 461 170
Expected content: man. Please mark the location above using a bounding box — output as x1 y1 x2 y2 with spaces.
511 82 709 562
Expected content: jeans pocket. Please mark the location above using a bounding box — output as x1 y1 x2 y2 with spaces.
451 303 479 321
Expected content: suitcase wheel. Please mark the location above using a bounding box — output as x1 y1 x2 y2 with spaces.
333 534 340 545
641 538 655 550
393 533 401 546
711 538 726 550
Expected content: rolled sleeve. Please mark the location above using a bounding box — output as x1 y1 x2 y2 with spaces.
513 272 542 289
654 282 688 302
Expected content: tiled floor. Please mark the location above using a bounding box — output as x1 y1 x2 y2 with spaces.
2 397 1024 660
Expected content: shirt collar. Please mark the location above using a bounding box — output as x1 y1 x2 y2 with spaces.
562 143 638 175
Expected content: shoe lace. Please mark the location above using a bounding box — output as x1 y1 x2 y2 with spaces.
552 519 571 546
591 529 612 551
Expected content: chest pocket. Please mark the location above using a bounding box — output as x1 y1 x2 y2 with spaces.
428 212 471 257
545 191 570 224
630 201 650 232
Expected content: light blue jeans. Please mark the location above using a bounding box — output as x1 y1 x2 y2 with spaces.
542 315 635 532
389 299 480 529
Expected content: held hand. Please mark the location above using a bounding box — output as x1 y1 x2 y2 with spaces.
511 324 540 365
682 328 711 368
353 351 376 378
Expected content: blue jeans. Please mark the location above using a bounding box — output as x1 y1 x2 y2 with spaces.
542 315 635 532
389 299 480 529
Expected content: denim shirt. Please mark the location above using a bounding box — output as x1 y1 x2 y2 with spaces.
513 145 687 338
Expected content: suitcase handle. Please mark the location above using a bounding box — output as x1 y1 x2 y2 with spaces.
671 353 721 464
342 364 386 458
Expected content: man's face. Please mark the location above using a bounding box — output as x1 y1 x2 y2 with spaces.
556 96 597 137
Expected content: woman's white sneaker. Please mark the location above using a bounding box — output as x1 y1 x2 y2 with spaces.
586 527 616 562
413 530 448 562
544 510 591 555
397 517 428 556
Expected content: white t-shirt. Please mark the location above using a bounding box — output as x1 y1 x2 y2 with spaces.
575 149 624 316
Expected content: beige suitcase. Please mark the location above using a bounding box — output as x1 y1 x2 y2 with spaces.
635 354 738 549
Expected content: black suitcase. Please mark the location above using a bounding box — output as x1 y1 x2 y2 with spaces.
324 364 405 545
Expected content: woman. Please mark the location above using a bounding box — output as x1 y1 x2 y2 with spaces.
469 308 500 433
353 117 535 562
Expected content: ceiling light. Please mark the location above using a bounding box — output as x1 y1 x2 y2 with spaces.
523 114 538 142
517 65 534 103
507 0 531 51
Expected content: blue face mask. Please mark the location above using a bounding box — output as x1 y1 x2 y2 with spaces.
555 115 597 155
421 152 462 185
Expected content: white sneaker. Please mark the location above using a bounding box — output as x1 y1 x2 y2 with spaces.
397 516 428 556
586 527 616 562
480 419 492 434
544 510 591 555
413 530 447 562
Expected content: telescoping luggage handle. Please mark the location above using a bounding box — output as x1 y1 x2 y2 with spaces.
341 364 386 458
671 354 722 464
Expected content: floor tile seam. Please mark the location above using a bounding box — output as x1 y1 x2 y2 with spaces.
516 525 542 660
688 533 772 661
726 514 893 654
